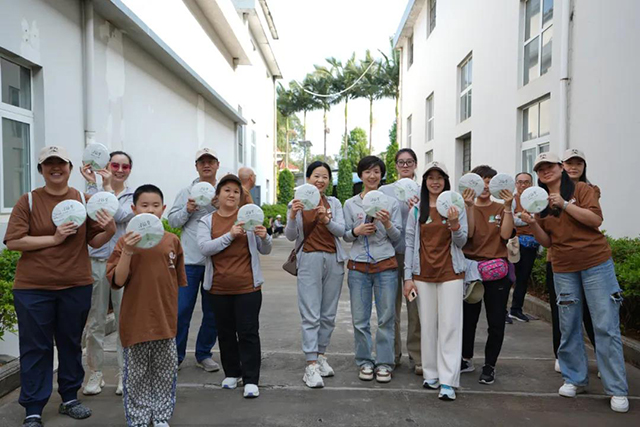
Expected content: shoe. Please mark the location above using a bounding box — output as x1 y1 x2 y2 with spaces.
115 372 123 396
58 400 92 419
221 377 243 389
423 379 440 389
153 422 170 427
479 365 495 385
375 367 392 383
505 313 513 324
598 371 601 379
243 384 259 398
82 371 104 396
317 355 335 377
558 382 586 398
358 364 374 381
510 311 529 323
414 365 423 376
196 357 220 372
438 385 456 401
303 364 325 388
554 359 561 373
461 359 475 373
610 396 629 413
22 417 43 427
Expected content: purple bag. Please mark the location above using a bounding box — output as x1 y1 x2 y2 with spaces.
477 259 509 282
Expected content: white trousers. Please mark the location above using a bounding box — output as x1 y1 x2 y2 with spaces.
415 279 464 388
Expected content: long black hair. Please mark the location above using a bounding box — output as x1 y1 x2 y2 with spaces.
419 169 451 224
306 161 332 181
539 169 575 218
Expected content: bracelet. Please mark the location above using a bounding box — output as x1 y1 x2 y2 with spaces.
123 251 134 256
504 210 513 215
352 229 358 238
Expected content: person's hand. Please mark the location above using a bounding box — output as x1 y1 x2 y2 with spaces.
499 189 514 210
95 209 116 234
53 222 78 244
254 225 268 239
354 222 376 236
548 193 566 210
403 280 418 298
316 205 331 225
96 169 113 191
462 188 476 208
290 199 304 218
123 231 142 252
80 164 96 183
407 195 419 210
375 209 392 229
520 211 537 225
186 197 198 213
447 207 460 231
211 195 219 209
231 223 246 239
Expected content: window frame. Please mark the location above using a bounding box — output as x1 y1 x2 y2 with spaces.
459 55 473 122
408 34 414 68
462 137 471 174
523 0 553 85
521 96 551 175
428 0 437 37
406 114 413 148
426 93 434 142
425 149 433 165
251 129 257 168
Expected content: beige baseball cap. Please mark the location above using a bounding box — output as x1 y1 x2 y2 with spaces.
195 147 218 161
562 148 586 162
424 161 449 177
38 146 71 164
533 152 562 172
464 281 484 304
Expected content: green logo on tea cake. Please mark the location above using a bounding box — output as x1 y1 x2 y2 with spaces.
190 182 216 207
520 186 549 214
126 213 164 249
435 190 463 218
87 191 119 220
82 143 110 170
238 204 265 231
52 200 87 227
394 178 419 202
294 184 321 211
362 190 389 217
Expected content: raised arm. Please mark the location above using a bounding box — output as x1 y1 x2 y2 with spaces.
197 217 234 256
167 187 192 229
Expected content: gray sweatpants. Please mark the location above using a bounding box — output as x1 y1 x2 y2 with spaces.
297 251 345 362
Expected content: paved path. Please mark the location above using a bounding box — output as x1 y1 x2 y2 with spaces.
1 239 639 426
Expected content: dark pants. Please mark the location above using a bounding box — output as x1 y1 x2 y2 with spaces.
546 262 596 357
462 276 511 367
13 285 92 417
510 246 538 313
210 290 262 385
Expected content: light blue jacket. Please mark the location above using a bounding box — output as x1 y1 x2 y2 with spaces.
343 193 402 263
197 213 272 291
87 185 135 259
285 196 347 263
404 204 468 281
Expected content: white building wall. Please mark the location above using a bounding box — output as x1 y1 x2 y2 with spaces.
396 0 638 237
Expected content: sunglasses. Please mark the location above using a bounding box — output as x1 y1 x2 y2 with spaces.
396 160 415 167
110 162 131 171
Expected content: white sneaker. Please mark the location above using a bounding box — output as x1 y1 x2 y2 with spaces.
196 357 220 372
243 384 259 398
115 373 123 396
375 367 392 383
221 377 243 389
303 364 324 388
358 364 374 381
82 371 105 395
153 422 170 427
558 382 586 398
317 355 334 377
610 396 629 413
554 359 561 373
423 379 440 390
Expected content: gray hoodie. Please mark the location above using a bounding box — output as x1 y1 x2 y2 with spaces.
379 183 414 254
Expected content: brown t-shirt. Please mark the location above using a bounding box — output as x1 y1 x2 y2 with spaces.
538 182 611 273
4 188 103 290
347 257 398 274
514 194 534 237
240 187 254 207
302 197 336 253
414 207 463 283
463 202 509 261
106 232 187 348
210 211 256 295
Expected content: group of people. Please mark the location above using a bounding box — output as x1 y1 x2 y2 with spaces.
2 143 630 427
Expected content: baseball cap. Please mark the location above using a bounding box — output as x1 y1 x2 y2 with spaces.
195 147 218 162
533 152 562 172
38 146 71 164
562 148 586 162
424 161 449 177
464 281 484 304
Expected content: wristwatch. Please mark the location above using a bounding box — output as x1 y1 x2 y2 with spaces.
562 200 569 210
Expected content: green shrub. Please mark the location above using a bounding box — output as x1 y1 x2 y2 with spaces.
261 204 288 227
384 134 399 184
162 218 182 238
0 250 19 341
0 249 20 282
277 169 295 205
337 157 353 205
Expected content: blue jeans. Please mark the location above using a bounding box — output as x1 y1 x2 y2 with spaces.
176 265 217 363
348 269 397 370
554 258 628 396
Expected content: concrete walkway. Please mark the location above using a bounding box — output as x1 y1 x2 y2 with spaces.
1 239 639 426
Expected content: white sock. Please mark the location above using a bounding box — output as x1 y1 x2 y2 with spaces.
25 415 41 420
62 399 77 406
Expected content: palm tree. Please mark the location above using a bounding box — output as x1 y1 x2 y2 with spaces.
304 70 333 160
291 77 321 141
276 83 297 168
324 54 358 154
352 50 382 152
379 40 400 144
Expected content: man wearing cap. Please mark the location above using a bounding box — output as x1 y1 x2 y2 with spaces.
238 167 256 206
168 148 220 372
273 214 284 237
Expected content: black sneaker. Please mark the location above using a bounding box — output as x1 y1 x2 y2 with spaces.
510 311 529 323
22 418 43 427
460 359 475 373
505 312 513 324
58 400 91 420
479 365 495 385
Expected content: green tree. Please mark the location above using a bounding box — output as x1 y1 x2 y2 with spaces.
276 83 298 168
340 127 371 171
337 157 353 204
379 40 400 144
384 122 399 184
304 71 333 160
291 76 321 140
277 169 295 205
352 50 383 152
325 54 358 154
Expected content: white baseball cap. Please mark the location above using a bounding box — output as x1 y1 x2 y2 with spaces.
533 152 562 172
195 147 218 162
424 161 449 177
38 146 71 164
562 148 586 163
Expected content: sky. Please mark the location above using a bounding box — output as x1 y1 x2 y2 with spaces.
268 0 408 159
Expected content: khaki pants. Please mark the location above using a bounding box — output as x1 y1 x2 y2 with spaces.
394 254 421 365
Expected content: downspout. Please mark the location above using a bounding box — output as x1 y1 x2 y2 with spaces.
273 76 277 204
558 0 571 153
83 0 95 147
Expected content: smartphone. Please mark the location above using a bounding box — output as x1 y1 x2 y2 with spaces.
408 288 418 302
364 215 375 224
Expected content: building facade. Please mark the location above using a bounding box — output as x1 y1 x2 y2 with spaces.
394 0 638 238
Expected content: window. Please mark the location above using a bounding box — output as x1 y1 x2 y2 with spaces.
428 0 437 36
1 57 33 211
459 55 473 122
521 97 550 175
426 93 434 141
406 115 412 148
408 34 414 68
523 0 553 85
425 149 433 164
237 106 245 164
251 129 257 168
462 137 471 173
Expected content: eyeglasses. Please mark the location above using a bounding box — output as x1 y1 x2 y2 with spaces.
396 160 415 167
516 180 532 185
110 162 131 171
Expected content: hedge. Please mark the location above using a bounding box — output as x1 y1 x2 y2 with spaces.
0 250 20 340
261 204 288 227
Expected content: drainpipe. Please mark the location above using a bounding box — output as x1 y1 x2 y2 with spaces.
83 0 95 147
558 0 571 153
